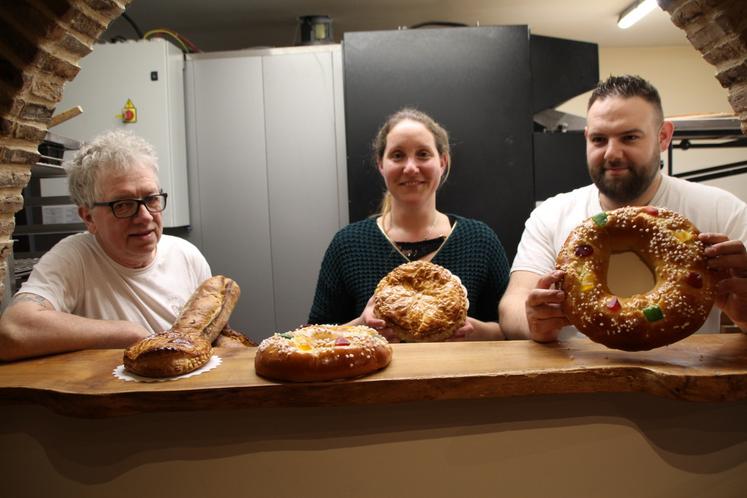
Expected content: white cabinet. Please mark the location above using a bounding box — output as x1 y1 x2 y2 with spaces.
53 39 190 227
184 45 348 342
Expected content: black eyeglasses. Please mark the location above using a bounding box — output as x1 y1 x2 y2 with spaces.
92 193 168 219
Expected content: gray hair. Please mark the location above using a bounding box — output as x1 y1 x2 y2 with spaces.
65 129 159 208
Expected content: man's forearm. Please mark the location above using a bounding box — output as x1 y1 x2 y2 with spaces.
0 301 148 361
498 293 531 340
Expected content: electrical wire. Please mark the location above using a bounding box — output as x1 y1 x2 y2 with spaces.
144 29 189 52
143 28 202 53
121 12 144 39
170 31 201 53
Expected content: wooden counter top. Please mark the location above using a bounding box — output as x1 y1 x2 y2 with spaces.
1 334 747 417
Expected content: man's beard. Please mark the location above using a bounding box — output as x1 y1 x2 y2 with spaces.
590 157 660 204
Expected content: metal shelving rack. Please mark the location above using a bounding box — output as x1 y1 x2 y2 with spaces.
12 131 83 291
667 115 747 182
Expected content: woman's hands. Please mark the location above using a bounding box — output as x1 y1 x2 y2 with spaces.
447 317 504 341
348 296 399 342
351 296 503 342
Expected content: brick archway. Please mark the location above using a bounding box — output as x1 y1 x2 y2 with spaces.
0 0 744 303
659 0 747 134
0 0 130 300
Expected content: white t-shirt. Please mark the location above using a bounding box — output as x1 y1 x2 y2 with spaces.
511 174 747 338
19 233 212 334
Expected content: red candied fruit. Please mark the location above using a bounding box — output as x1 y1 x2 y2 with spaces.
685 271 703 289
575 244 593 257
642 206 659 216
606 296 621 312
334 336 351 346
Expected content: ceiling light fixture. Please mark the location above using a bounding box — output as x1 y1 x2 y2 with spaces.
617 0 659 29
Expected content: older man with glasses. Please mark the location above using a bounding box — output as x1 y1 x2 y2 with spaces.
0 130 212 360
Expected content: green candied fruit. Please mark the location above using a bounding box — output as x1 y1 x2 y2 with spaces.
642 305 664 322
591 212 608 226
278 332 294 339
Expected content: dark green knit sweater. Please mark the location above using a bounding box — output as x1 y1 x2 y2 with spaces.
308 215 510 325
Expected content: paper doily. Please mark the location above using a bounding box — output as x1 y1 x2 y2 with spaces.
113 355 222 383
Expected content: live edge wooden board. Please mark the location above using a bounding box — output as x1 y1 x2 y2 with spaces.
1 334 747 418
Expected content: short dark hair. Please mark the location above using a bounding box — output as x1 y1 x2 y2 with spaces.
587 75 664 122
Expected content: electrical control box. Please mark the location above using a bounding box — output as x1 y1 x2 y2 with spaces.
53 39 190 227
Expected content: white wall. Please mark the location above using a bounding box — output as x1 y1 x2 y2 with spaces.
558 46 732 116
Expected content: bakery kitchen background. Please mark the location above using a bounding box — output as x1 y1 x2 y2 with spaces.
2 0 746 345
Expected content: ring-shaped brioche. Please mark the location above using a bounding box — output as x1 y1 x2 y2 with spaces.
373 260 468 342
254 324 393 382
556 206 715 351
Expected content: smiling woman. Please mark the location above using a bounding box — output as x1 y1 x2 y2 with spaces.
308 108 511 342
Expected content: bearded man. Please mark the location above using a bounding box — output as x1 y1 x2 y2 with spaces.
499 74 747 341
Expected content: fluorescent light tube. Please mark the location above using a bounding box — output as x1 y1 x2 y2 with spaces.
618 0 659 29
